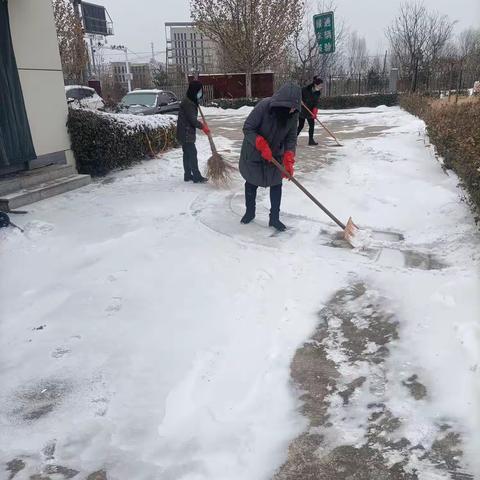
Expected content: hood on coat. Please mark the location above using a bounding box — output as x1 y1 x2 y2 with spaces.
269 83 302 112
186 81 203 104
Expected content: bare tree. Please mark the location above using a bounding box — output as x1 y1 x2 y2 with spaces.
386 1 454 92
289 0 346 85
52 0 88 84
190 0 303 97
458 28 480 84
347 31 368 74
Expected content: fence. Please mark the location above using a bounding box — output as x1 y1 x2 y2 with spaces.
397 64 480 95
154 84 214 103
274 73 392 97
326 74 390 96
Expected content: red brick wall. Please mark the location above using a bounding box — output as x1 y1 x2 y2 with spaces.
188 73 274 99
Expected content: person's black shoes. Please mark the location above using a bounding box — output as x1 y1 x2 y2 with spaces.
269 217 287 232
193 176 208 183
241 210 255 224
308 138 318 146
184 174 193 182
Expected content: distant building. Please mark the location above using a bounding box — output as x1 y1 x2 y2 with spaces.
111 62 153 90
130 63 153 89
165 22 219 75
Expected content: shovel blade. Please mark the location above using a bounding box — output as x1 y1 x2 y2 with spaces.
343 216 361 247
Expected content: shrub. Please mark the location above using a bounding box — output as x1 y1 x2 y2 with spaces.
208 93 398 110
401 95 480 217
318 93 399 109
207 98 260 109
67 108 177 176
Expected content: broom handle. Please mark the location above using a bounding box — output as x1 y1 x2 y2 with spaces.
198 105 218 154
302 102 341 146
270 156 346 230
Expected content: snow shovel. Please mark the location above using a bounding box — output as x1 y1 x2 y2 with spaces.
198 105 235 185
302 102 343 147
270 157 359 246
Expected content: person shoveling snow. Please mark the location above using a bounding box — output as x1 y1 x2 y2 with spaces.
238 83 360 244
239 83 301 232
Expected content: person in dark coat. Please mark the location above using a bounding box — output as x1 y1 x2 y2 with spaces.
239 83 301 232
176 81 209 183
297 76 324 145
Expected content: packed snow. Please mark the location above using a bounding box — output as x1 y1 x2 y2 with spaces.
0 105 479 479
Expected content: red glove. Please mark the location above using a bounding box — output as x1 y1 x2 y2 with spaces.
255 135 273 162
200 122 210 135
282 150 295 178
311 107 319 120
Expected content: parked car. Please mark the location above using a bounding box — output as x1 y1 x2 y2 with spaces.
65 85 105 110
118 89 180 116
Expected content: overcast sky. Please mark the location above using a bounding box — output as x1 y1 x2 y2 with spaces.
97 0 479 63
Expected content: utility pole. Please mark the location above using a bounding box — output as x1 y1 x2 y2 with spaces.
110 45 132 92
90 37 97 77
151 42 156 63
124 47 132 92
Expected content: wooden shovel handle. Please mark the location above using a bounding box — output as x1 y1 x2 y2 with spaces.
302 102 342 146
198 105 217 154
270 156 346 230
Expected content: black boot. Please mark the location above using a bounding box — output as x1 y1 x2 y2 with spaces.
186 143 207 183
184 174 193 182
308 138 318 146
269 215 286 231
241 182 257 224
269 184 286 231
193 175 208 183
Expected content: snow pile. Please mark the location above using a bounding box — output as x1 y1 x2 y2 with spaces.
96 110 177 133
201 105 254 117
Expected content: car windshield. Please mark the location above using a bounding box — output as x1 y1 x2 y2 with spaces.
121 93 157 107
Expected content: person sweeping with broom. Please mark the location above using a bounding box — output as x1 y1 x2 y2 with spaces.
297 75 323 145
239 83 301 232
176 80 210 183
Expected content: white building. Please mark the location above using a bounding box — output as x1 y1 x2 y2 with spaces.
111 62 154 90
0 0 90 209
165 22 219 75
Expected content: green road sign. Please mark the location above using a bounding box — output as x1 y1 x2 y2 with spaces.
314 11 335 54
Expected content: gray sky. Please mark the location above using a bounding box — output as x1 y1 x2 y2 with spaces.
97 0 479 63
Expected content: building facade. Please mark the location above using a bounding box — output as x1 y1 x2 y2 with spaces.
165 22 219 75
111 62 153 90
1 0 74 175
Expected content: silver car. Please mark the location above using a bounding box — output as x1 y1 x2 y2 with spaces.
119 89 180 115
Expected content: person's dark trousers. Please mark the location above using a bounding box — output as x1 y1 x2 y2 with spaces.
269 183 282 221
182 143 202 181
297 117 315 141
245 182 257 215
241 182 257 223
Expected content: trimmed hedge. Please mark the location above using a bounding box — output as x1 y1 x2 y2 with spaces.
207 98 260 109
67 108 177 176
400 95 480 218
318 93 398 109
208 93 398 110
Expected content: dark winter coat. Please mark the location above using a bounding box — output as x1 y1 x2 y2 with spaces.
239 83 301 187
176 82 203 144
300 83 321 119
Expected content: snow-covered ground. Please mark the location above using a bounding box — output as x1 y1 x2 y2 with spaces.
0 106 479 480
